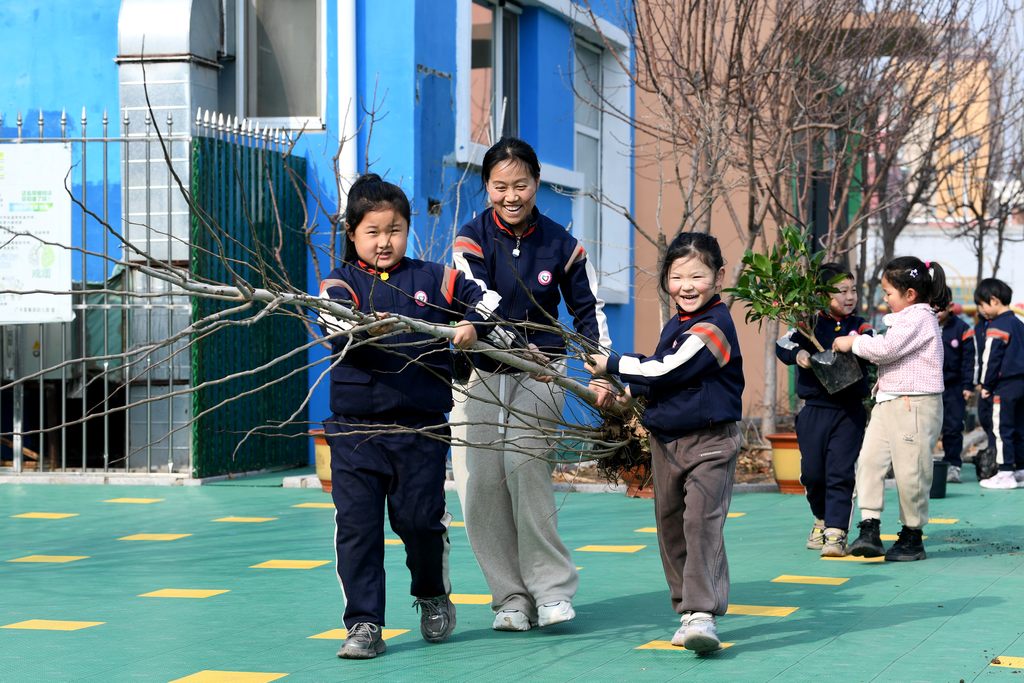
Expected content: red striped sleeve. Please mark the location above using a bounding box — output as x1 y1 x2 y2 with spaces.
440 266 458 305
320 278 359 310
987 328 1010 342
962 329 974 341
690 323 731 366
564 243 587 273
453 237 483 257
857 322 873 334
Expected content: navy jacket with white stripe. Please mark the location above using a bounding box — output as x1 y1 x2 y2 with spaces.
607 295 744 442
453 207 610 372
979 310 1024 391
318 258 485 417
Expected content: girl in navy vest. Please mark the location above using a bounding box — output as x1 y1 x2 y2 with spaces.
318 174 486 659
588 232 744 653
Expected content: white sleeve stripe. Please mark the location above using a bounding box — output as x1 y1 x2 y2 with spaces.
618 334 706 379
453 251 501 321
318 291 354 333
981 336 995 384
582 256 612 349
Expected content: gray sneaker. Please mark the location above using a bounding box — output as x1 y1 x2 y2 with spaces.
413 595 456 643
806 519 826 549
820 528 847 557
947 465 961 483
337 622 386 659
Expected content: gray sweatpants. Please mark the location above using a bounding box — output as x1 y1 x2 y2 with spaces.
451 368 578 622
856 394 943 529
651 423 740 617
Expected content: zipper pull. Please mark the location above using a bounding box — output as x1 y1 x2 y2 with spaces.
512 237 521 258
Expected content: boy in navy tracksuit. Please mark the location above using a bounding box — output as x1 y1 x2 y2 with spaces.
937 301 975 483
975 278 1024 489
318 174 487 659
973 314 997 476
776 263 873 557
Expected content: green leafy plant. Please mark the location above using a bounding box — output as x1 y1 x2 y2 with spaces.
726 225 841 352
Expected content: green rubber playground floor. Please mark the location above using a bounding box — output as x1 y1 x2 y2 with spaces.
2 470 1024 683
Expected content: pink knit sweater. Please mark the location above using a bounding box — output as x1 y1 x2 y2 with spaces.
852 303 944 394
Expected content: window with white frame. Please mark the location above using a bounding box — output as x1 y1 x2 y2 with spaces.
574 40 603 269
235 0 324 127
470 0 519 145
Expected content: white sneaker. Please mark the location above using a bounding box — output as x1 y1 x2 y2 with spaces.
672 611 720 652
980 471 1019 490
537 600 575 627
946 465 961 483
492 609 531 631
1014 469 1024 484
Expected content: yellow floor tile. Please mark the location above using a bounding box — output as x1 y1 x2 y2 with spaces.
11 512 79 519
636 640 734 651
880 534 927 541
384 539 403 545
450 593 492 605
309 628 409 640
928 518 959 524
2 619 104 631
727 604 798 617
169 671 287 683
727 512 746 518
450 521 466 527
139 589 229 599
635 527 658 533
250 560 330 569
213 517 277 523
576 545 646 553
292 502 334 509
104 498 164 504
8 555 88 564
821 555 884 563
992 656 1024 668
772 575 849 586
118 533 191 542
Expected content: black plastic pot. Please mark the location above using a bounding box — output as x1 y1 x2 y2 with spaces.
930 460 948 498
810 350 863 394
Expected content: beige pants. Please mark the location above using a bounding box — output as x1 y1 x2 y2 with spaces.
856 394 943 529
450 368 577 621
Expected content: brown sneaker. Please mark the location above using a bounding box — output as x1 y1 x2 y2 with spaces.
806 519 826 549
820 528 848 558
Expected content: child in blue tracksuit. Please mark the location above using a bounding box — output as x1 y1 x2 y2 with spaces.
775 263 873 557
974 278 1024 489
937 298 975 483
588 232 743 654
318 174 487 659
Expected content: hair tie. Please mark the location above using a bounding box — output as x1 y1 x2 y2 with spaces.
924 260 931 268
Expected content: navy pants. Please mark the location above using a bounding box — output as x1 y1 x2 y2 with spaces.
993 378 1024 472
795 403 866 530
326 412 451 628
940 387 966 467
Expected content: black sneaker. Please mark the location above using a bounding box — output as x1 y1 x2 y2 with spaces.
848 519 885 557
337 622 386 659
884 526 926 562
413 595 456 643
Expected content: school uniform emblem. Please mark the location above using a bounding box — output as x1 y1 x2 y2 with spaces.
950 338 959 348
537 270 552 286
414 290 428 306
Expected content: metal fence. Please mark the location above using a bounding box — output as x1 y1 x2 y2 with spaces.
0 109 308 477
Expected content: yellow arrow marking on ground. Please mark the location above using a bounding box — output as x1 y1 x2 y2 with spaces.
450 594 492 604
384 538 403 545
727 604 798 617
2 619 104 631
992 656 1024 668
213 517 277 523
772 575 849 586
104 498 163 504
309 628 409 640
292 502 334 509
821 555 884 562
250 560 330 569
119 534 191 541
169 671 287 683
11 512 78 519
928 518 959 524
636 640 734 651
8 555 88 563
139 589 229 599
576 545 646 553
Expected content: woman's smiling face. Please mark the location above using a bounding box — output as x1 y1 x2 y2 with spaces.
485 159 538 229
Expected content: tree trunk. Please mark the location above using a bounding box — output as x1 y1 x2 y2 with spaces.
761 319 779 438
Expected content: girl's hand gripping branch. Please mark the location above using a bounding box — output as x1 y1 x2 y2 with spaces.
585 353 610 377
452 320 478 349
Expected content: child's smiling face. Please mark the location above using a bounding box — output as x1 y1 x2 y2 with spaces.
348 207 409 270
666 255 724 314
828 277 857 317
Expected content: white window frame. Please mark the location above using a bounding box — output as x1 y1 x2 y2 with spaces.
574 38 603 272
453 0 632 305
234 0 327 130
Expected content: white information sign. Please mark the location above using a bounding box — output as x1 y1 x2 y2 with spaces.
0 143 73 323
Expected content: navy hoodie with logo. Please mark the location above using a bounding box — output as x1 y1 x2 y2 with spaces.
606 296 744 443
318 258 485 417
453 207 611 372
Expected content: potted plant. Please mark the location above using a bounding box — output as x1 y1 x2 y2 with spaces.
311 428 332 493
726 225 862 394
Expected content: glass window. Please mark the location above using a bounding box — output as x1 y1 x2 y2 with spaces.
244 0 321 120
470 0 518 145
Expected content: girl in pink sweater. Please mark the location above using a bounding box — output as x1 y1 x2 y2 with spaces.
832 257 949 562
